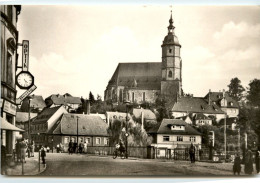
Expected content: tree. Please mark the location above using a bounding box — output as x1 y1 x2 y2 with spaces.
155 96 169 122
247 79 260 107
227 77 245 101
89 91 95 105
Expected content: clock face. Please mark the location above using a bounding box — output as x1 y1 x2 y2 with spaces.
16 71 34 89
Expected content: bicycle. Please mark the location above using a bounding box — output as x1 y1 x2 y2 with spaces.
113 149 125 159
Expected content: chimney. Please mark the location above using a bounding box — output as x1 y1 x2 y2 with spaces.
222 89 225 98
208 89 211 105
86 100 90 115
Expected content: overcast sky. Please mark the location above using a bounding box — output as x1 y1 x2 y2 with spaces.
16 5 260 99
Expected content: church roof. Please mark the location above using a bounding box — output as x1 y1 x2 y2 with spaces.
108 62 161 90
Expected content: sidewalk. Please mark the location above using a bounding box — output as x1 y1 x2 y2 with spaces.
3 153 46 176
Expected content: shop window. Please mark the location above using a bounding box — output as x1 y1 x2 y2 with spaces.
177 136 183 141
96 137 101 145
163 136 170 142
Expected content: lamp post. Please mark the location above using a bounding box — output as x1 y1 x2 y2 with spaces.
76 116 80 149
28 96 32 142
124 100 130 159
224 113 227 161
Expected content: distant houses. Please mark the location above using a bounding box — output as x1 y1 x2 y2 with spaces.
20 95 46 113
148 119 202 157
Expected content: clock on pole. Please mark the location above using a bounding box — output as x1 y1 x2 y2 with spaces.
16 71 34 89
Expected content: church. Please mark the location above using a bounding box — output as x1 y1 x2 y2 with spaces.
104 13 182 105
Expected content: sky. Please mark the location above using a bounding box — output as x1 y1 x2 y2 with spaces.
16 5 260 100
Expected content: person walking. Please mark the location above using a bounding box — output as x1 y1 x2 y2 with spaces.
83 141 88 154
244 149 254 175
255 146 260 174
15 140 21 162
233 152 241 175
68 140 73 155
31 140 35 157
20 138 27 163
189 143 196 163
40 145 47 165
79 140 83 154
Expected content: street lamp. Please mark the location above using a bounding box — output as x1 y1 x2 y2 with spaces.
124 100 130 159
28 96 32 142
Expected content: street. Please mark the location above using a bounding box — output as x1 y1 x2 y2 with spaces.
37 153 248 176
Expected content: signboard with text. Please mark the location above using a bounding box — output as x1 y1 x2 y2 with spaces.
22 40 29 71
16 85 37 104
3 100 17 116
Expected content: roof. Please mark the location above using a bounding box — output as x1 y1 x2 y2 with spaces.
194 113 211 120
1 118 24 132
149 119 201 135
89 113 107 121
169 97 225 114
32 106 61 124
106 111 132 121
132 108 156 120
107 62 161 90
46 94 82 105
50 114 109 136
204 92 239 108
16 112 38 123
219 117 238 126
20 95 46 111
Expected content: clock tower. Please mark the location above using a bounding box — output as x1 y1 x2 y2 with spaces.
161 11 182 100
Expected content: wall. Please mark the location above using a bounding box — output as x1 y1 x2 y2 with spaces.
221 107 239 118
47 106 68 131
126 89 159 104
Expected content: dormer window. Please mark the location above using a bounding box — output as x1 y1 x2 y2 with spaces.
171 125 185 131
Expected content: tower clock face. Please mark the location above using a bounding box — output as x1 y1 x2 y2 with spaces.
16 71 34 89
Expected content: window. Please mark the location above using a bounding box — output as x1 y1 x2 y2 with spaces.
168 71 172 78
86 137 91 144
104 138 109 145
177 136 183 141
190 136 196 142
163 136 170 142
169 49 172 53
6 52 13 85
132 92 135 102
64 137 69 144
142 92 145 101
96 137 101 145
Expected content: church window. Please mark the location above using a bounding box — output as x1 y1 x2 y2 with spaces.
142 92 145 102
168 71 172 78
132 92 135 102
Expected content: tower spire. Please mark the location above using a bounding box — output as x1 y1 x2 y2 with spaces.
168 10 175 33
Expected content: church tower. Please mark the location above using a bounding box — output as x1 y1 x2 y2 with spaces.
161 11 182 100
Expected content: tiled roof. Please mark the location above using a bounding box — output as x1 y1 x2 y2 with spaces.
132 108 156 120
32 106 61 124
149 119 201 135
107 62 161 90
204 92 239 108
51 114 109 136
169 97 225 114
46 94 82 105
194 113 211 120
16 112 38 123
20 95 46 112
89 113 107 121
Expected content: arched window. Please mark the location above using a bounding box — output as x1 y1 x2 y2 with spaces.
168 71 172 78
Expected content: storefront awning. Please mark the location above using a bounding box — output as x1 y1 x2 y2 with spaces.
1 118 24 132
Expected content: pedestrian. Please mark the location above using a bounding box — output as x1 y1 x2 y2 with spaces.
83 141 88 154
255 146 260 174
119 139 126 156
68 140 73 155
73 141 77 153
1 144 7 175
79 140 83 154
244 149 254 175
26 139 31 158
41 145 47 165
31 140 35 157
233 152 241 175
57 144 60 153
15 140 21 162
20 138 27 163
189 143 196 163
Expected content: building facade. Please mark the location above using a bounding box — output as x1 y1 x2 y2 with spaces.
1 5 21 154
104 12 182 105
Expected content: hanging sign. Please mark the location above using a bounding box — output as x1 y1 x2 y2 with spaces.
16 85 37 104
3 100 17 115
22 40 29 71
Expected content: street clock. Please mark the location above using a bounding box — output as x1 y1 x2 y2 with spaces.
16 71 34 89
